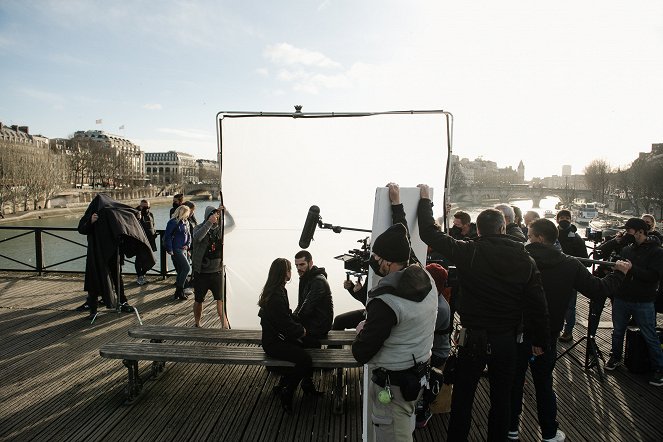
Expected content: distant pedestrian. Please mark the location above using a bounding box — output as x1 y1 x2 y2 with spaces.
169 193 184 217
135 199 157 285
164 205 191 301
182 201 197 295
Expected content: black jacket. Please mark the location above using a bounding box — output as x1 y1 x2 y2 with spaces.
259 287 305 348
294 266 333 338
136 207 157 251
78 194 155 306
450 223 478 240
615 239 663 303
506 223 527 242
526 242 624 334
558 227 589 259
418 199 550 347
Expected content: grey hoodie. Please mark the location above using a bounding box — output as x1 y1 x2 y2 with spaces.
192 206 223 273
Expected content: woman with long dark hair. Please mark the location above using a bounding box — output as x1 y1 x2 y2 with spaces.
258 258 321 413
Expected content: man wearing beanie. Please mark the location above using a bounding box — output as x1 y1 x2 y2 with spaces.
605 218 663 387
417 184 549 442
352 222 438 441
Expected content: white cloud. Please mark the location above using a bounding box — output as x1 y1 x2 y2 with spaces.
255 68 269 77
143 103 162 110
157 127 211 139
264 43 340 68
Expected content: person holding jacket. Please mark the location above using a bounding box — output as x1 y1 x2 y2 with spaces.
258 258 321 413
164 205 191 301
509 218 631 442
417 184 549 442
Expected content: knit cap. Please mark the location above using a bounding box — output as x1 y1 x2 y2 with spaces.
372 223 410 263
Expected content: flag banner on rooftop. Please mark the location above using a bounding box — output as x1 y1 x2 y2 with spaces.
119 125 125 130
95 119 102 124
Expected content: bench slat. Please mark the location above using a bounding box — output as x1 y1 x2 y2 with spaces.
127 326 356 345
100 342 361 368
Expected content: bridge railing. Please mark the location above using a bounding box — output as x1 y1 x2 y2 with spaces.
0 226 174 277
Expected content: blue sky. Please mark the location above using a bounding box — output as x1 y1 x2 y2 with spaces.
1 0 662 179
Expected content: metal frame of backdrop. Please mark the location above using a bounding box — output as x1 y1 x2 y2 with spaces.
215 107 453 442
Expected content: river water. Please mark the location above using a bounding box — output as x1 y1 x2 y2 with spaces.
0 196 566 328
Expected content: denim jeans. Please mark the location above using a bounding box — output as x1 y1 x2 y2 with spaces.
611 297 663 370
510 340 558 439
448 332 517 442
563 292 577 334
171 248 190 289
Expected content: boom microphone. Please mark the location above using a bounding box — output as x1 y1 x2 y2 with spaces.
299 205 320 249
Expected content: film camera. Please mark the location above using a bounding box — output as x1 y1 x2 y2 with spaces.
585 227 603 243
334 237 371 276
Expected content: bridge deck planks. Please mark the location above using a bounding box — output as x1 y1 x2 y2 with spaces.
0 272 661 441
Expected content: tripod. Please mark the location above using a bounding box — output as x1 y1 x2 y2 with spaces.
556 297 606 381
556 245 612 381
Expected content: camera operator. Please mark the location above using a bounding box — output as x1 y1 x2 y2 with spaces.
332 183 413 332
605 218 663 387
556 209 590 343
509 219 631 441
417 184 549 442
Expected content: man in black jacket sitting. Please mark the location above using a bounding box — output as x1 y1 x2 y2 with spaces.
509 219 631 442
293 250 333 343
417 184 549 442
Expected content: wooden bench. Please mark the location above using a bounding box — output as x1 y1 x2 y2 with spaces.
127 325 357 346
100 341 360 412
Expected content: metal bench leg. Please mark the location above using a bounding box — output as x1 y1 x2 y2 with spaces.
148 340 165 377
332 367 346 414
122 359 142 404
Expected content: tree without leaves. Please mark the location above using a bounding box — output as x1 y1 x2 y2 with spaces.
583 159 611 203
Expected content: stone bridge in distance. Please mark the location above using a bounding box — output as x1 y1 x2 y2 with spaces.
182 183 221 200
451 185 593 208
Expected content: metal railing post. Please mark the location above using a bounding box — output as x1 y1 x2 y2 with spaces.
35 229 44 276
159 231 168 279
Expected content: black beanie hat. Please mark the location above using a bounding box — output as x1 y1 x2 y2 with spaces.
372 223 410 263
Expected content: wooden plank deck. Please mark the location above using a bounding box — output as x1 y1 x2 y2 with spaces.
0 272 661 441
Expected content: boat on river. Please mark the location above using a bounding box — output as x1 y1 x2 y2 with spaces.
575 203 598 224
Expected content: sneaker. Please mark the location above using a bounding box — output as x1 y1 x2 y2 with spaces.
183 287 194 295
415 408 432 429
120 303 135 313
649 370 663 387
137 276 147 286
542 429 566 442
558 332 573 343
75 303 91 312
605 356 622 371
508 428 519 440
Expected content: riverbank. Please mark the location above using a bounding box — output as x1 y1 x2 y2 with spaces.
0 196 176 224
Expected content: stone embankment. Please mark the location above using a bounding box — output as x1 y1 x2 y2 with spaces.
0 188 179 223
